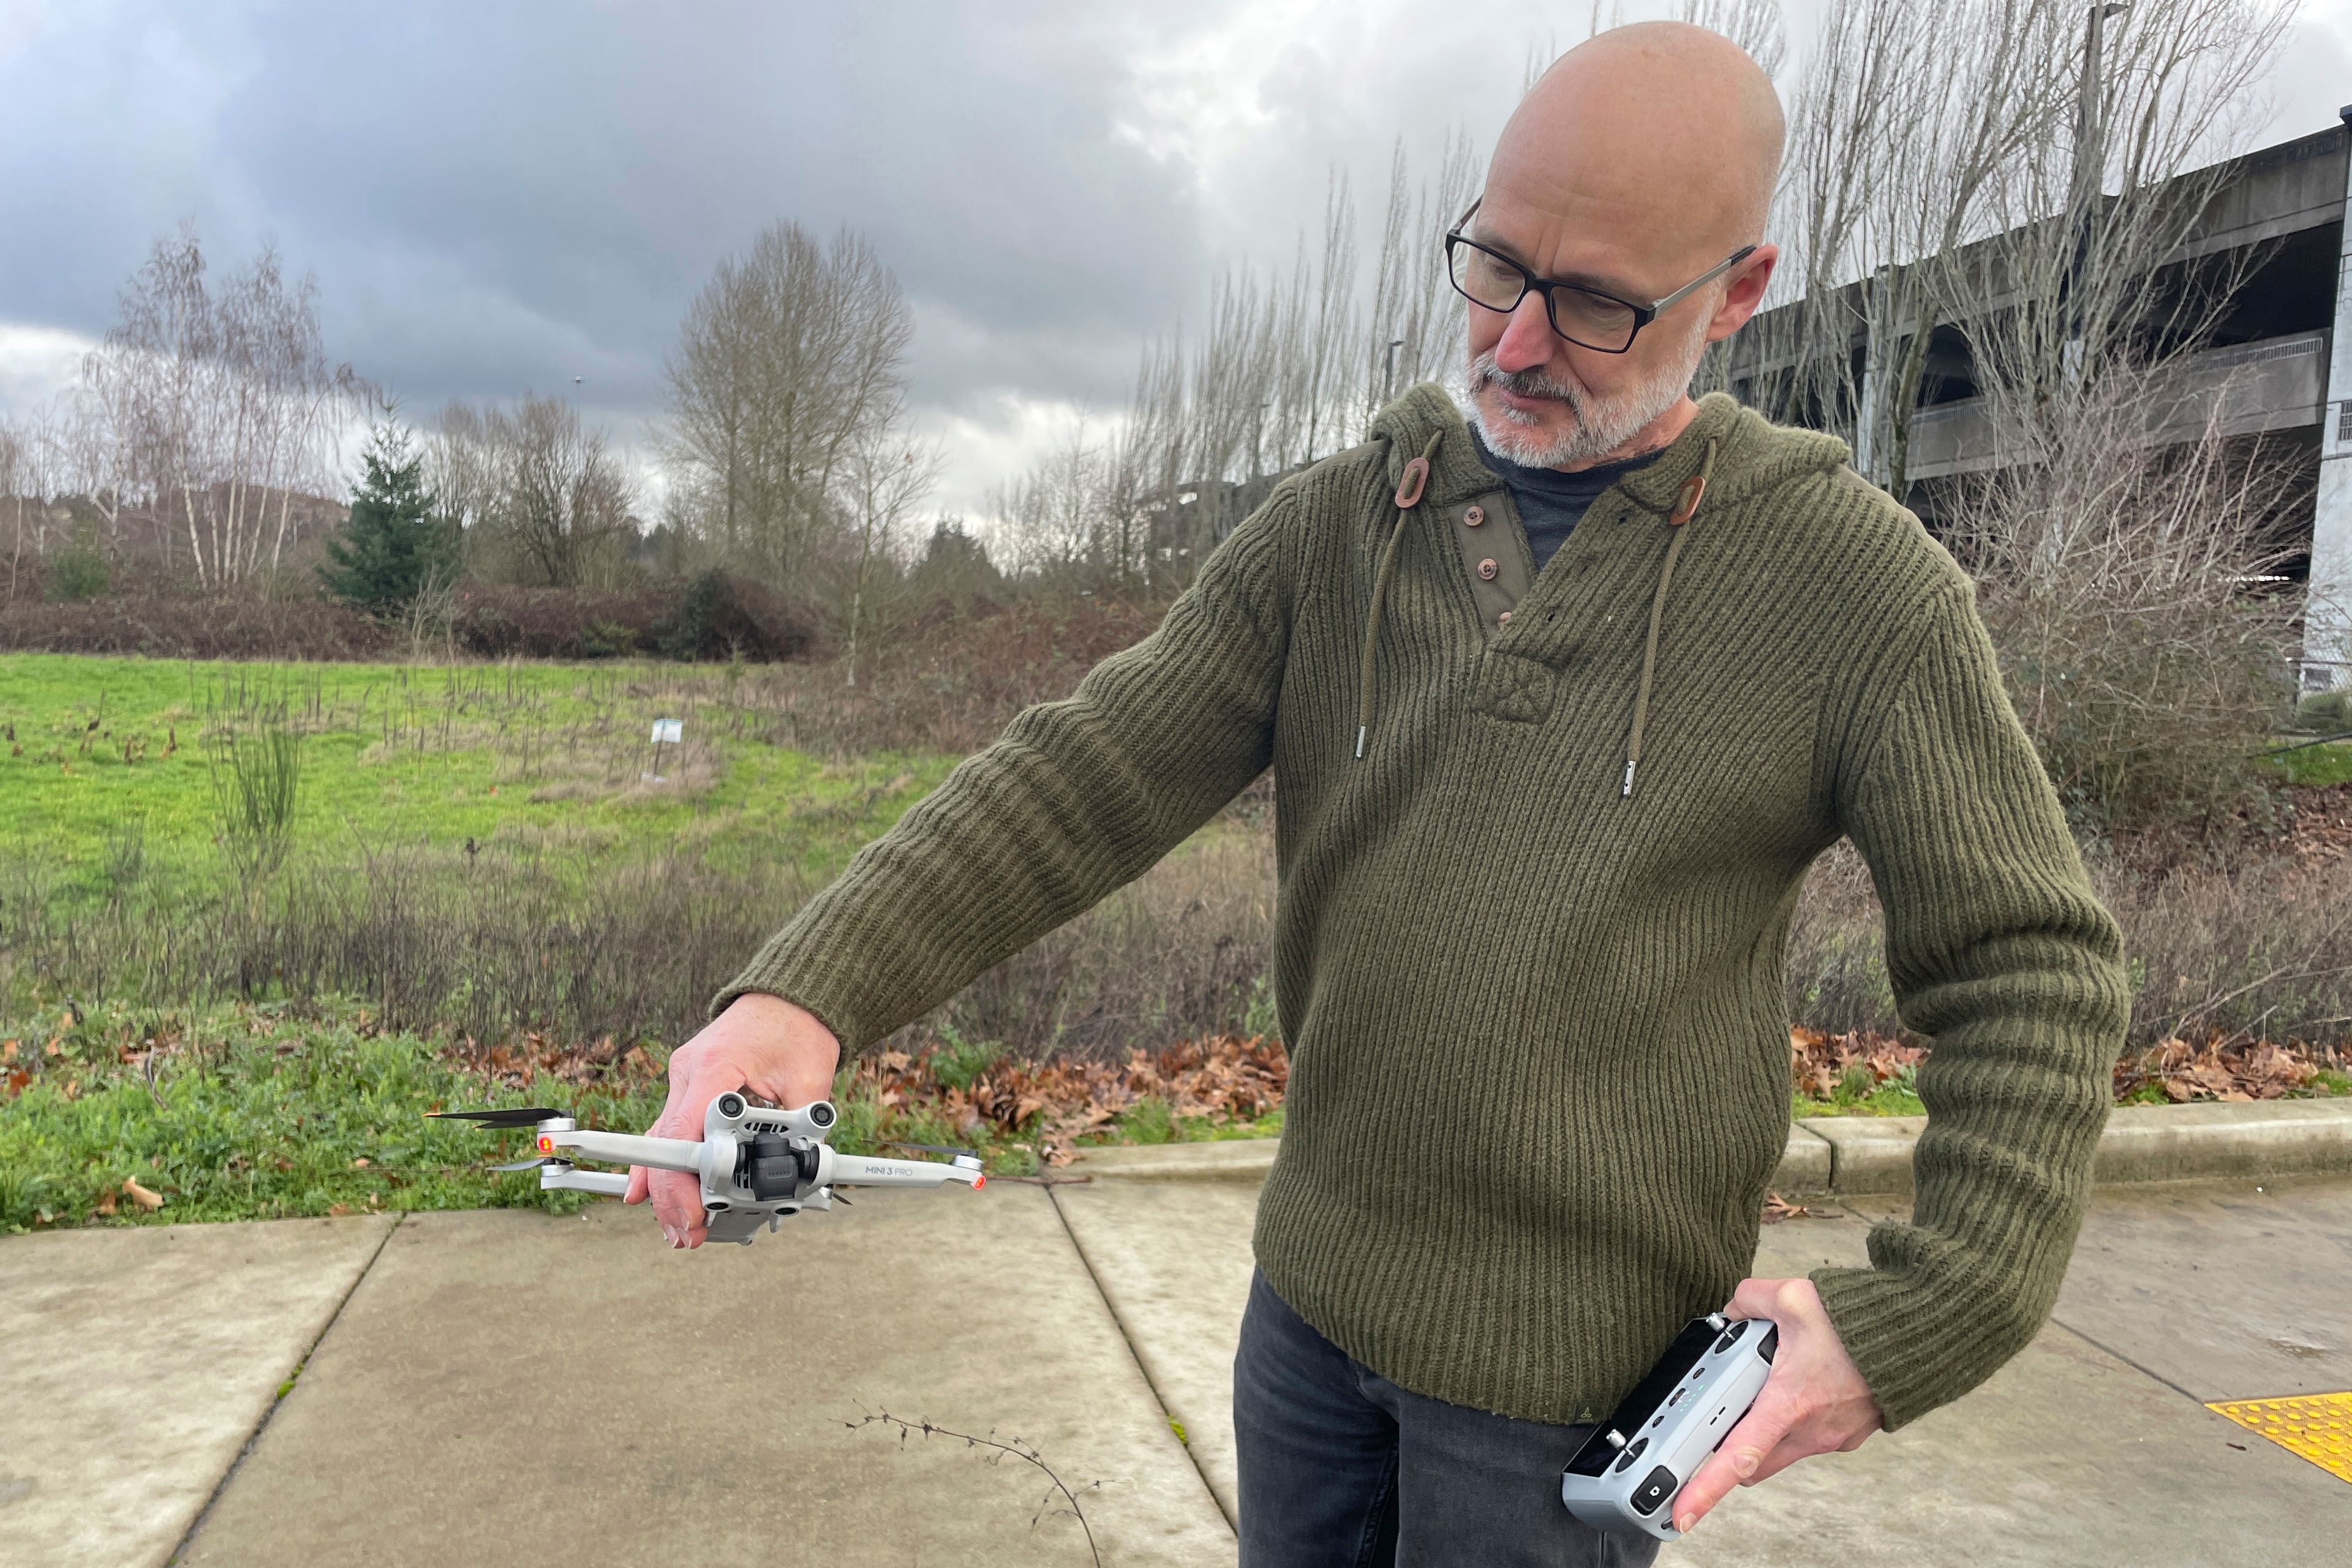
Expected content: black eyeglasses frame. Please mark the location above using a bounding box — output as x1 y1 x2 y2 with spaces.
1442 197 1758 355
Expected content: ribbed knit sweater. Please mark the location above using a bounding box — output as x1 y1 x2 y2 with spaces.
720 386 2131 1432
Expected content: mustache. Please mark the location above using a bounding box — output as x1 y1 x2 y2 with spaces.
1468 352 1582 405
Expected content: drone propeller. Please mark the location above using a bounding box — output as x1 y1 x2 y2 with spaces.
428 1107 564 1128
880 1139 979 1161
490 1157 568 1172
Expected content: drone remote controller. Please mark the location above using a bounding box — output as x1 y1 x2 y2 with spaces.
433 1093 984 1246
1559 1313 1778 1540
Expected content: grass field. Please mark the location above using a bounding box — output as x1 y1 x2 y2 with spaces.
5 648 2348 1232
0 652 953 911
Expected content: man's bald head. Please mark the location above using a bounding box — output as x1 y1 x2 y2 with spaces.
1455 21 1785 470
1491 21 1784 260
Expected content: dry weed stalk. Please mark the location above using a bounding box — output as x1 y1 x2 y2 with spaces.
843 1406 1103 1567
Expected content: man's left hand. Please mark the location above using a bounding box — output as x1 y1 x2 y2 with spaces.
1670 1276 1883 1534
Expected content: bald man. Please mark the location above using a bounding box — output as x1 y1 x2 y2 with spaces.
640 22 2127 1566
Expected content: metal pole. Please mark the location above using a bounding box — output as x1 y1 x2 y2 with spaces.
2301 104 2352 692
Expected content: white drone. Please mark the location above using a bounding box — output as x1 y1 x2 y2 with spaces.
432 1090 985 1245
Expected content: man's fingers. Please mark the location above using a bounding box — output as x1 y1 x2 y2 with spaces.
1673 1387 1798 1533
622 1166 649 1205
648 1167 704 1246
1721 1273 1789 1323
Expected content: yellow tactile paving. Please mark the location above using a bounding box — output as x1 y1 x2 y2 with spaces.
2207 1392 2352 1483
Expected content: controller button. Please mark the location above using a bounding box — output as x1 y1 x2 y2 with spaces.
1611 1437 1649 1474
1714 1320 1749 1354
1630 1465 1678 1516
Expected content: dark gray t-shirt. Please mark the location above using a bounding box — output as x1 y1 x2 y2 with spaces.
1470 430 1660 571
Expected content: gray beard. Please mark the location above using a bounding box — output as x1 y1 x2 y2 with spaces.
1457 316 1709 469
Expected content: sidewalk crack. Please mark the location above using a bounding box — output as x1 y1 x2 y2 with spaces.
163 1214 404 1566
1044 1183 1238 1536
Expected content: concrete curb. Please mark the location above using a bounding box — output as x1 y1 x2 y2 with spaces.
1066 1098 2352 1193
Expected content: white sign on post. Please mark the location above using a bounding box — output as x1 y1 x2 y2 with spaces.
646 718 684 783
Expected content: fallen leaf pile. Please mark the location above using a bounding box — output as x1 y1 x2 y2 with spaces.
1788 1027 1928 1100
459 1031 662 1089
2113 1035 2345 1103
2282 782 2352 867
850 1033 1289 1166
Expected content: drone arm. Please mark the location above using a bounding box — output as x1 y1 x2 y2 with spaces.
818 1148 985 1189
543 1166 630 1197
548 1128 704 1175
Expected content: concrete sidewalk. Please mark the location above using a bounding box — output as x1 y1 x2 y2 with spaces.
1052 1169 2352 1566
4 1120 2349 1567
0 1215 396 1568
175 1188 1229 1568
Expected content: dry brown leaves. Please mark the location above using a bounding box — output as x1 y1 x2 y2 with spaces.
2113 1035 2345 1103
1789 1027 1927 1100
1761 1193 1819 1224
2283 782 2352 868
460 1032 661 1090
851 1034 1289 1166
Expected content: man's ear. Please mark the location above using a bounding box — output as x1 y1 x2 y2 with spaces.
1706 245 1779 344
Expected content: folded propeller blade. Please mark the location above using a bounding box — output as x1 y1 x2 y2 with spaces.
880 1139 980 1160
429 1107 564 1128
489 1158 562 1172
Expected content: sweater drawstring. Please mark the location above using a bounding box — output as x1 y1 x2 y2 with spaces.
1356 431 1445 760
1621 438 1716 800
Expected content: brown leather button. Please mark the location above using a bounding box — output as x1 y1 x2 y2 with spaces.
1477 557 1498 581
1498 610 1513 625
1463 505 1485 527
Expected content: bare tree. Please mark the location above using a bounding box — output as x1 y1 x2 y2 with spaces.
83 228 367 591
658 223 914 591
434 394 636 588
1950 360 2303 830
839 429 943 687
989 138 1474 597
1 417 23 598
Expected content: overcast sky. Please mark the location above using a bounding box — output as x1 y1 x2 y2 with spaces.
3 0 2349 519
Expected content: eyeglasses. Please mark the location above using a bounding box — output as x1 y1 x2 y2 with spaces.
1443 198 1757 355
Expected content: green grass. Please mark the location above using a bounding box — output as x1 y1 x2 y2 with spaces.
1 998 1282 1232
2273 739 2352 789
1792 1064 1927 1118
0 1000 669 1231
0 653 954 913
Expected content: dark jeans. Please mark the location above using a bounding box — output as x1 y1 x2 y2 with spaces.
1233 1271 1660 1568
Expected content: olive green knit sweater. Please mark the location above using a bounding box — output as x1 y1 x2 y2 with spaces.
720 386 2130 1431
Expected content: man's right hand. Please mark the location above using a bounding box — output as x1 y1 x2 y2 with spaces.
622 992 842 1249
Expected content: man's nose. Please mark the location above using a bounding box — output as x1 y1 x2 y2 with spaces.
1492 293 1558 375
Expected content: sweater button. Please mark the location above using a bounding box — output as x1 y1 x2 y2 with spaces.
1477 557 1498 580
1497 610 1512 625
1463 505 1485 527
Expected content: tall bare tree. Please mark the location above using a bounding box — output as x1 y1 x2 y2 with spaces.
658 223 914 590
83 229 367 590
431 394 636 588
839 427 943 687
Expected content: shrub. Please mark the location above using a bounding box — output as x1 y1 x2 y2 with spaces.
2294 688 2352 736
0 594 392 659
1948 373 2303 834
650 570 812 662
43 526 111 603
449 584 666 660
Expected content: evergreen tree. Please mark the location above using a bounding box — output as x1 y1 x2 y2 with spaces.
319 419 459 614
